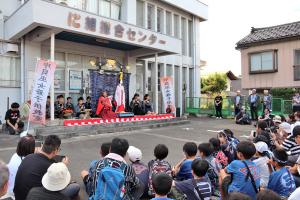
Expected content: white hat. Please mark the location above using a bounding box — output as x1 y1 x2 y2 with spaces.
127 146 142 162
273 115 282 123
42 163 71 191
254 141 269 153
279 122 291 134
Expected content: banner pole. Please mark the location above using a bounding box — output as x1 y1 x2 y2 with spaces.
50 33 55 121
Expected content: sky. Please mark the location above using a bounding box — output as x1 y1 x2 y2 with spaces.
199 0 300 76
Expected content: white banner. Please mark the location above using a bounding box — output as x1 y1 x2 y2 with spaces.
29 59 57 124
160 76 176 113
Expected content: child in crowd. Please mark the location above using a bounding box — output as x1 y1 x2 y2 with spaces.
267 148 296 198
173 159 212 200
65 97 75 113
253 141 271 188
217 129 240 163
256 189 281 200
151 173 173 200
172 142 197 181
227 192 252 200
197 143 221 196
85 96 92 109
148 144 172 197
219 141 260 200
209 137 228 168
75 97 86 118
81 142 111 195
127 146 149 197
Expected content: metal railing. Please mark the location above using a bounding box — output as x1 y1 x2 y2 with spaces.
186 97 294 117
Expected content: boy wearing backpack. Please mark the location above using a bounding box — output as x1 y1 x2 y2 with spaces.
88 138 143 200
148 144 172 197
174 159 212 200
219 141 260 200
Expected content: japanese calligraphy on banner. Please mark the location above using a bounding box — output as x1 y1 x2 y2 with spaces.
29 59 57 124
160 76 176 113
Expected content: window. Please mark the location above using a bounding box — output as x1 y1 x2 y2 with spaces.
0 55 20 87
136 0 144 27
157 8 164 33
181 17 187 56
166 11 172 35
249 50 278 73
147 3 155 30
188 20 193 57
99 0 121 20
85 0 98 14
294 50 300 80
173 14 179 38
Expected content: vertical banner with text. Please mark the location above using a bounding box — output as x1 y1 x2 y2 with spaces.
160 76 176 113
29 59 57 124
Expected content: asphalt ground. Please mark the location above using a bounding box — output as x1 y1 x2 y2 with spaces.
0 117 254 200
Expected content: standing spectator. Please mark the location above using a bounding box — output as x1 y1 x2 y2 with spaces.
127 146 149 197
88 138 143 200
268 149 296 198
148 144 172 197
6 136 35 198
26 163 71 200
46 96 51 119
0 160 12 200
5 102 21 135
292 91 300 113
253 141 271 187
54 95 65 119
14 135 79 200
233 90 243 116
248 89 260 121
172 142 197 181
173 159 212 200
151 173 173 200
81 142 111 195
214 92 223 119
262 90 272 111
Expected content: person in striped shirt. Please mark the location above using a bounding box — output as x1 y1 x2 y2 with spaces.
282 126 300 163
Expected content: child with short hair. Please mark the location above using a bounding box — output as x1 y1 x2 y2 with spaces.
172 142 197 181
219 141 260 200
256 189 281 200
148 144 172 197
209 137 228 168
174 159 212 200
267 148 296 198
151 173 173 200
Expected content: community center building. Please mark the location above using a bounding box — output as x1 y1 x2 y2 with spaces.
0 0 208 120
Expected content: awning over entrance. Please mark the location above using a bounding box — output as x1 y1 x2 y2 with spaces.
4 0 182 56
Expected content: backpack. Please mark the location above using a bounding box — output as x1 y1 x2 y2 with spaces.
89 159 126 200
148 160 172 196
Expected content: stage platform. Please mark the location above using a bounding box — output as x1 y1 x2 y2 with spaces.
35 115 189 140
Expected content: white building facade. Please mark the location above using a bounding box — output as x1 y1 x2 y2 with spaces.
0 0 207 120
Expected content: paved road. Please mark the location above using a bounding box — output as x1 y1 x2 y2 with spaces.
0 117 254 199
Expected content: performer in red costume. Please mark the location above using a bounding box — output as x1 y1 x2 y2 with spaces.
96 91 116 120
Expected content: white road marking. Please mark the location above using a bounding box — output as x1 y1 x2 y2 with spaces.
207 130 222 133
139 132 202 143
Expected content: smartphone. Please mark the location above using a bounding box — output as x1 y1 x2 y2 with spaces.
53 155 66 163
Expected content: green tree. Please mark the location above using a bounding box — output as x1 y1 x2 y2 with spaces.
201 72 227 94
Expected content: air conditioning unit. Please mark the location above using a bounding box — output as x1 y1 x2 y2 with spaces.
3 43 19 54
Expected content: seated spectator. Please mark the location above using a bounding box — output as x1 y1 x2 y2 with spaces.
258 108 274 126
289 186 300 200
151 173 173 200
235 107 251 125
217 129 240 163
256 189 281 200
268 148 296 198
252 120 273 148
65 97 74 115
54 95 65 119
219 141 260 200
253 141 271 187
85 96 92 110
81 142 111 195
75 97 87 119
14 135 80 200
227 192 251 200
172 142 197 181
26 163 71 200
148 144 172 197
0 160 12 200
288 155 300 187
127 146 149 197
6 136 35 198
5 102 22 135
282 125 300 163
274 122 292 147
130 93 144 115
88 138 143 200
198 143 221 196
209 137 228 168
143 94 156 115
174 159 212 200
